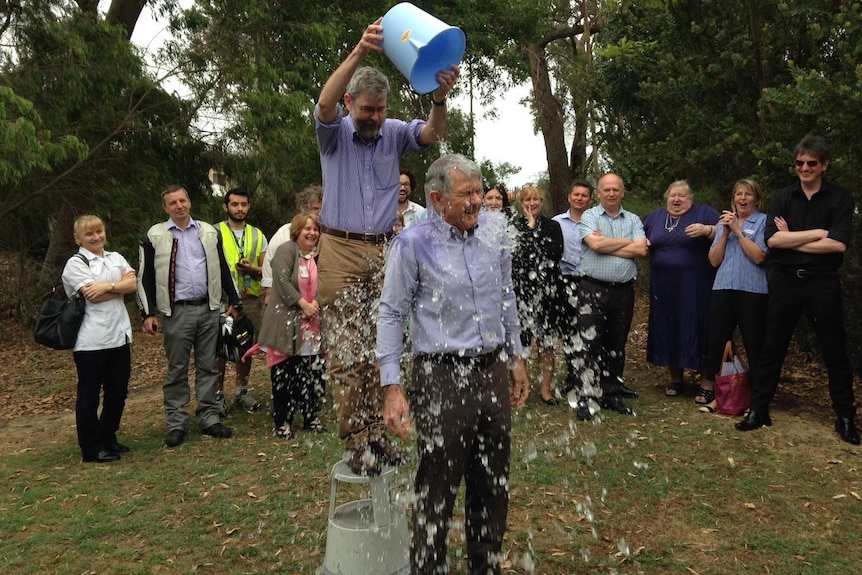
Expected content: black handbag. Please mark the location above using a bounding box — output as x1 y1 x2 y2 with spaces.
217 313 256 363
34 254 88 350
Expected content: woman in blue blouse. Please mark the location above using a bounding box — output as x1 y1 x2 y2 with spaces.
697 179 769 411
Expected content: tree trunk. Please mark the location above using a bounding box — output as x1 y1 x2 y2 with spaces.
106 0 147 40
39 202 79 288
525 41 570 215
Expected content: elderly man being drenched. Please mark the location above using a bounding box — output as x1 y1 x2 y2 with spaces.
377 154 529 575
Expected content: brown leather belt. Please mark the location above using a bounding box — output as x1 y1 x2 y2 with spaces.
320 224 393 244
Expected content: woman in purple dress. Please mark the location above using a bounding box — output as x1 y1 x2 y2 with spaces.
642 180 719 398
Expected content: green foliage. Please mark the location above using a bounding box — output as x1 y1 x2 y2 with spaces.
0 87 89 185
596 0 862 200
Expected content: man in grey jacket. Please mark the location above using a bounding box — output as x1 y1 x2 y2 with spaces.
138 184 243 448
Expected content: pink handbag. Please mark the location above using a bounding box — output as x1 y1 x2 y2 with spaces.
715 341 751 416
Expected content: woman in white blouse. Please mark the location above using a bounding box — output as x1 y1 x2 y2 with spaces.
62 215 137 463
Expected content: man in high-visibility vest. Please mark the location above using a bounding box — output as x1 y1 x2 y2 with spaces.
216 187 268 413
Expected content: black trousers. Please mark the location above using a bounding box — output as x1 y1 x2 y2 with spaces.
573 277 635 397
559 275 582 388
410 357 511 575
73 344 130 458
704 290 768 383
271 355 324 428
750 269 855 418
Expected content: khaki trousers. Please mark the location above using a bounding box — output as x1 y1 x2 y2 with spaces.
317 233 387 449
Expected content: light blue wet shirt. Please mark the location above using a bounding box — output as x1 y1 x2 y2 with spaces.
376 210 522 386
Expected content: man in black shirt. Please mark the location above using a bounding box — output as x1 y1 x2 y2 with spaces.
736 135 859 445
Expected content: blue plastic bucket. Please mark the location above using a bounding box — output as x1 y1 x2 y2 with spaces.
381 3 466 95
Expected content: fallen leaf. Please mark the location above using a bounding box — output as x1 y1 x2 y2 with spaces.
851 492 861 501
745 503 756 509
832 494 847 499
247 492 257 499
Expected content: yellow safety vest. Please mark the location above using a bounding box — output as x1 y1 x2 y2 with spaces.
219 222 264 297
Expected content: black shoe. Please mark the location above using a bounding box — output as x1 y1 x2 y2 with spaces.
619 385 639 399
83 449 121 463
735 409 772 431
835 417 861 445
201 422 233 439
370 436 410 466
601 396 633 415
346 443 381 476
542 397 560 406
165 429 186 447
108 441 130 454
575 399 592 421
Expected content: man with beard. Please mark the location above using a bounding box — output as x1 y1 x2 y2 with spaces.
314 16 459 474
396 169 426 231
215 187 268 414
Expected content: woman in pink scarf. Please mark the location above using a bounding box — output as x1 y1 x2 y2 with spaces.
256 213 324 439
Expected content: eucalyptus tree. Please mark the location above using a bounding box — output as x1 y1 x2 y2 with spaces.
595 0 862 204
0 0 204 298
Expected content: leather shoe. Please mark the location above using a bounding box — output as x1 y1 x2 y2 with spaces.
109 441 130 454
201 422 233 439
575 399 592 421
619 384 639 399
83 449 120 463
346 444 381 476
370 436 410 466
165 429 186 447
735 409 772 431
601 396 633 415
835 417 861 445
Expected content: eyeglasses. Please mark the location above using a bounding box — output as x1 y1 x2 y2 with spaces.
358 105 387 116
795 160 820 168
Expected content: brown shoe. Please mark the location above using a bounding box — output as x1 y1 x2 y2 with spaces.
370 435 410 466
346 443 381 476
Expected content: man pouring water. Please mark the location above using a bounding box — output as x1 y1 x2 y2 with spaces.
314 13 460 475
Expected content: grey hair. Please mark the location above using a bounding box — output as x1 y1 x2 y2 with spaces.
424 154 482 198
346 67 390 101
295 184 323 211
664 179 692 200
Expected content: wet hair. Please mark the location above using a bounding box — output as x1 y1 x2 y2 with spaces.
73 214 105 237
161 184 188 204
289 212 320 243
400 170 417 193
295 184 323 212
346 66 390 102
425 154 482 197
223 186 250 205
793 135 831 163
731 178 763 211
663 179 692 200
570 180 594 195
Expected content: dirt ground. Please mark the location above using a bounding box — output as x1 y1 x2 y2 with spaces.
0 301 851 457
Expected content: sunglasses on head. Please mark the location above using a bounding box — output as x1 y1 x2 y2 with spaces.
795 160 821 168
